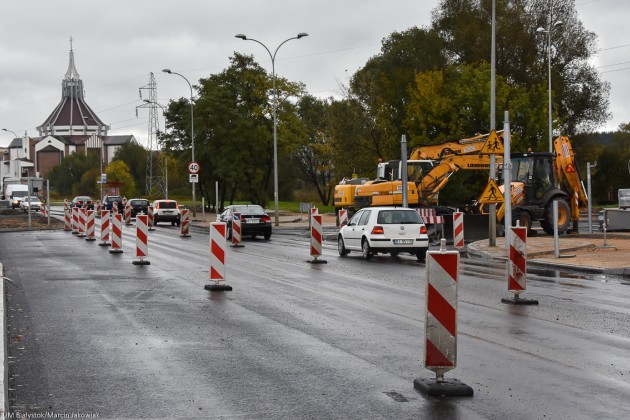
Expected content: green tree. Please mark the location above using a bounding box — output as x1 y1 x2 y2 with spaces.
111 139 147 194
105 160 136 198
48 152 99 197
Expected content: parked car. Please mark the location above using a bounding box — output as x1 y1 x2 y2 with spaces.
101 195 124 213
19 196 42 212
71 196 94 210
152 199 181 226
218 204 272 240
128 198 150 217
337 207 429 261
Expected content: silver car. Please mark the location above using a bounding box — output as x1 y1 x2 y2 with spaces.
337 207 429 261
19 196 42 212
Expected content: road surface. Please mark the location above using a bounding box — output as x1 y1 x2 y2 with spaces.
0 221 628 419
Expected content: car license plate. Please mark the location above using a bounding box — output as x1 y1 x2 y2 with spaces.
246 218 259 224
163 210 172 214
393 239 413 245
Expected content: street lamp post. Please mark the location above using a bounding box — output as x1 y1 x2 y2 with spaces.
537 20 562 153
162 69 196 217
2 128 18 139
235 32 308 226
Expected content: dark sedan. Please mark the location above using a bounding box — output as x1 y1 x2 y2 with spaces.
218 204 272 240
128 198 150 217
71 196 94 210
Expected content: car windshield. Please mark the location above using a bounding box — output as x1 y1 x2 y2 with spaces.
158 201 178 209
131 200 149 205
233 205 265 215
377 210 422 224
23 196 40 201
76 196 91 201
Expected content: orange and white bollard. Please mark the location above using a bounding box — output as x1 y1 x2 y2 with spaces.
338 209 348 228
85 210 96 241
414 239 473 397
99 210 111 247
308 214 327 264
78 208 87 238
71 207 79 234
147 206 155 231
63 204 71 231
109 213 124 254
501 222 538 305
204 222 232 292
112 201 119 215
132 215 150 265
230 212 244 247
95 200 102 217
453 211 464 250
180 209 191 238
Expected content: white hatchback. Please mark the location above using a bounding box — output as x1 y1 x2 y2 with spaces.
337 207 429 261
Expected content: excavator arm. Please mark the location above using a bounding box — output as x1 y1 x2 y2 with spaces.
409 131 502 160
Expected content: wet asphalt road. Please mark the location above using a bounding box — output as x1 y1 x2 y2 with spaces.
1 221 629 419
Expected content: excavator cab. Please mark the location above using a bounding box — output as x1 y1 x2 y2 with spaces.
506 153 555 204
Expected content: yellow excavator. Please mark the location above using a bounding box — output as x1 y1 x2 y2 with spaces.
477 135 587 234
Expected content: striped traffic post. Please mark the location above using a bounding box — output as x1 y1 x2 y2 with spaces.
453 211 464 250
147 206 155 231
124 204 132 225
132 215 150 265
180 209 191 238
414 239 473 397
230 212 244 247
78 208 87 238
71 207 79 234
308 214 327 264
99 210 111 246
338 209 348 228
109 213 123 254
95 200 102 217
85 210 96 241
204 222 232 292
112 201 119 215
501 222 538 305
309 207 319 230
63 204 71 231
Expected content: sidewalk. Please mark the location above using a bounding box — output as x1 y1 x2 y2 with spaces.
467 232 630 276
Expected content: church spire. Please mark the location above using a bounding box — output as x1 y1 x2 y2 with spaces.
65 36 80 80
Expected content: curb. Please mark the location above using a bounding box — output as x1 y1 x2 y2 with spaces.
0 263 7 416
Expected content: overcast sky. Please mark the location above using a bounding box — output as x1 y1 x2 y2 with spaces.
0 0 628 149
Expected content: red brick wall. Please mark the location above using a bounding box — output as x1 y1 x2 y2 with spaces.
38 150 63 178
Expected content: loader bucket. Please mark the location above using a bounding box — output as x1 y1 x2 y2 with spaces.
442 214 495 242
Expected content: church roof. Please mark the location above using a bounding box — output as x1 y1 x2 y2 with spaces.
37 45 109 136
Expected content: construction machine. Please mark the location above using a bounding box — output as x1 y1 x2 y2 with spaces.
477 135 587 235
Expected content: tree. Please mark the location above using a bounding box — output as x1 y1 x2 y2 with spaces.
105 160 136 198
292 95 335 205
111 139 147 194
48 152 99 197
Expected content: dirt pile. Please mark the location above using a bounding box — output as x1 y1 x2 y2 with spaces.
0 209 64 230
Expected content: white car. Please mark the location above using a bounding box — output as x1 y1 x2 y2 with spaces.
19 196 42 212
151 199 181 226
337 207 429 261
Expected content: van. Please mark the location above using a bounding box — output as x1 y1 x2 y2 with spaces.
5 184 29 209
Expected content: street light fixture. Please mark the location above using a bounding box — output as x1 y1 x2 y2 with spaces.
537 20 563 153
235 32 309 226
2 128 18 139
162 69 196 216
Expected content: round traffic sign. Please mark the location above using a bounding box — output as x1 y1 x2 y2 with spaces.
188 161 200 174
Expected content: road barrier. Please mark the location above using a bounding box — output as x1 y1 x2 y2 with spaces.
204 222 232 292
132 215 150 265
339 209 348 228
180 209 191 238
95 200 101 217
85 210 96 241
78 208 87 238
453 211 464 250
308 214 327 264
501 223 539 305
63 205 71 231
148 206 155 231
414 239 473 397
112 201 118 215
71 207 79 234
124 204 132 225
230 212 244 247
109 213 123 254
99 210 111 246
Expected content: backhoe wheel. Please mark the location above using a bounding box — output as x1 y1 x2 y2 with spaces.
516 211 533 234
541 199 570 235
